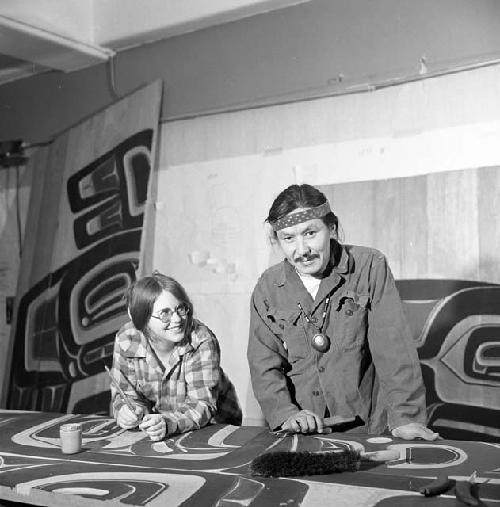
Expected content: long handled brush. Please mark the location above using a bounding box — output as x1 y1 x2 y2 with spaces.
250 448 399 477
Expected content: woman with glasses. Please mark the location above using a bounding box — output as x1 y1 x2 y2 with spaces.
110 272 242 441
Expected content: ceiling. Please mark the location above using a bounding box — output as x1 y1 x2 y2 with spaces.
0 0 310 86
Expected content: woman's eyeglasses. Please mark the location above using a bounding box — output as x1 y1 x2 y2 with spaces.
151 303 190 324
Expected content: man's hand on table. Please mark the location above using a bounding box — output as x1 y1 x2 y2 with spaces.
279 410 332 434
277 415 440 440
391 422 440 441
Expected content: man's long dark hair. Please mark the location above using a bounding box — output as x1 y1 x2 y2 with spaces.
266 184 338 237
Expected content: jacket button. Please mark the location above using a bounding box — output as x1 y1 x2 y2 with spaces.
312 390 320 396
345 309 353 316
318 366 325 373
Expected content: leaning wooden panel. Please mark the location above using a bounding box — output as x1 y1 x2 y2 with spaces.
399 175 428 279
426 168 480 280
1 81 162 414
320 180 377 248
373 177 402 277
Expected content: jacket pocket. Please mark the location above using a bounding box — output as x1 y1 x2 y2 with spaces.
333 290 369 350
267 307 308 360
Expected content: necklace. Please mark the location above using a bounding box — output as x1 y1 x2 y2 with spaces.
297 296 331 352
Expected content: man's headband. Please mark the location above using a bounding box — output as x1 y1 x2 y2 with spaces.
271 202 331 231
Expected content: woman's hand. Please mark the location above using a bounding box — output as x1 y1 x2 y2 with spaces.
139 414 167 441
116 405 144 429
391 422 440 441
281 409 328 434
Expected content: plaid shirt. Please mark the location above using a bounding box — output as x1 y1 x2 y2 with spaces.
111 319 241 435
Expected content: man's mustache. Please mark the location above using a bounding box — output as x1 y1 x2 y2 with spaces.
294 253 319 263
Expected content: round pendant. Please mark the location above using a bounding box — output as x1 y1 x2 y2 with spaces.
311 333 330 352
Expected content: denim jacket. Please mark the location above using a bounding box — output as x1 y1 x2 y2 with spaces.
247 241 427 433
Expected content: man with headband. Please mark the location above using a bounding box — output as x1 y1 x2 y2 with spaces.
247 183 438 440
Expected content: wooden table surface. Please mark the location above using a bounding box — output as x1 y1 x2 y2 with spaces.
0 410 498 506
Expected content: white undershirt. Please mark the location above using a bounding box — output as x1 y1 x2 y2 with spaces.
297 272 322 299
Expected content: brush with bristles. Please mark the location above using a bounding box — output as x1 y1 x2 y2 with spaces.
250 448 399 477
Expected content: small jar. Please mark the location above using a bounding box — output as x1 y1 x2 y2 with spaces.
59 423 82 454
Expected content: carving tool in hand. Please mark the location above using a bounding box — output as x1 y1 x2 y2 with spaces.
104 365 137 414
272 415 357 435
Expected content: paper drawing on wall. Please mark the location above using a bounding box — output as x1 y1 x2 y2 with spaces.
188 250 237 280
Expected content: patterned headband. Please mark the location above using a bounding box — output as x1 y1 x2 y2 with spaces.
271 202 331 231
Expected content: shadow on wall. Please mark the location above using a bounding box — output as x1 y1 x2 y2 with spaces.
397 278 500 442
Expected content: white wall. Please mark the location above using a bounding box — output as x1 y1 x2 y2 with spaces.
153 64 500 424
